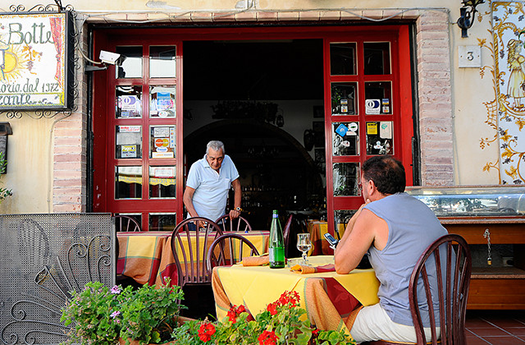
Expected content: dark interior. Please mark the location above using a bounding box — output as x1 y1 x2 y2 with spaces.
183 39 325 230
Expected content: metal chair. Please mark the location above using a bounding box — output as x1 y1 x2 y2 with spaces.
206 233 260 271
170 217 223 287
365 234 472 345
113 215 142 232
215 214 253 233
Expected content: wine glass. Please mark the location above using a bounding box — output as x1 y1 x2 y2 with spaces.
297 233 312 265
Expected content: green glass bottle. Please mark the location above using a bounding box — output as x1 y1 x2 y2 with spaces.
269 210 285 268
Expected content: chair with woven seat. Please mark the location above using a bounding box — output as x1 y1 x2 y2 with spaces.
215 214 252 233
206 233 260 271
170 216 223 288
364 234 472 345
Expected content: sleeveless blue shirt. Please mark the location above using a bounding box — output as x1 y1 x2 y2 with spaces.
364 192 448 327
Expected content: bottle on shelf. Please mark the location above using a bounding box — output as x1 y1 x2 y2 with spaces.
269 209 285 268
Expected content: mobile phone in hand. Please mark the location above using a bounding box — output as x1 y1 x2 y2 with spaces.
324 233 339 249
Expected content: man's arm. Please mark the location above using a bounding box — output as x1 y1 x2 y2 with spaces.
334 208 381 274
183 186 199 218
229 178 242 219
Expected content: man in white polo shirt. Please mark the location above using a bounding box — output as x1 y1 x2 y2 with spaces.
183 140 242 222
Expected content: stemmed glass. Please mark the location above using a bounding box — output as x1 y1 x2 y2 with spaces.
297 233 312 266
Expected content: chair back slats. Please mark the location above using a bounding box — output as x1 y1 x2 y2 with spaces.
408 234 472 345
170 217 223 287
215 215 253 233
113 215 141 232
206 233 260 272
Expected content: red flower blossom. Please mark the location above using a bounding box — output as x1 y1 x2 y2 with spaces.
227 304 251 323
258 330 278 345
266 302 278 315
198 322 216 342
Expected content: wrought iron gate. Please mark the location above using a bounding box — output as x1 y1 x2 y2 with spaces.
0 213 115 345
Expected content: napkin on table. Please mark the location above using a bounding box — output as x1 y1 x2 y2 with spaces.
242 254 270 266
290 263 335 274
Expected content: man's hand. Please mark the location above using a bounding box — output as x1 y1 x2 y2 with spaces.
229 208 241 219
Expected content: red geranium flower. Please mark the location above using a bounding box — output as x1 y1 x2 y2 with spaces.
266 302 278 315
198 321 216 342
258 330 278 345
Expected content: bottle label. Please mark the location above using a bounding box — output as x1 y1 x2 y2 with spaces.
272 214 278 219
269 247 285 268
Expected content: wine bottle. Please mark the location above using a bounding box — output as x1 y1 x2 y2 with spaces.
269 210 285 268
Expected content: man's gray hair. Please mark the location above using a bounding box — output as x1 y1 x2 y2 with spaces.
206 140 225 154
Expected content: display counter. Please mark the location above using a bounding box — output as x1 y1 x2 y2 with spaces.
406 185 525 310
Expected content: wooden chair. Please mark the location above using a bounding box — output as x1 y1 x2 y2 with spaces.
170 217 223 287
283 214 293 257
206 233 260 272
113 215 141 232
215 214 252 233
364 234 472 345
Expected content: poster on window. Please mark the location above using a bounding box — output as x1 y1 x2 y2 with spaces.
0 12 73 110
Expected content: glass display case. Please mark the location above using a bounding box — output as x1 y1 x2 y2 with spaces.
405 185 525 217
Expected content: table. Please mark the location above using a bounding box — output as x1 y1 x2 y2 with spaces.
117 230 270 286
212 255 379 332
307 221 346 255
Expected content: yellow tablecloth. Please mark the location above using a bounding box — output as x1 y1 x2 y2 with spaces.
212 255 379 333
117 230 269 286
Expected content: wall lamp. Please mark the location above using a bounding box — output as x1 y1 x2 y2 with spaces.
457 0 485 38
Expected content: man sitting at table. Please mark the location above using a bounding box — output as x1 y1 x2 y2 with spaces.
183 140 242 223
334 156 447 343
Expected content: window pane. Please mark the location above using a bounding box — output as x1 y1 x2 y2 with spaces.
116 125 142 159
364 42 391 75
331 83 357 115
365 82 392 115
334 209 357 237
330 43 356 75
150 46 176 78
149 166 176 198
366 121 393 155
333 163 360 196
116 86 142 118
333 122 359 156
150 86 176 118
116 46 143 78
150 125 176 158
115 166 142 199
149 213 176 231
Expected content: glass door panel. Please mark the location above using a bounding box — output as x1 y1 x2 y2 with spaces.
116 86 142 118
150 125 176 158
149 166 176 198
330 42 357 75
331 83 357 115
116 46 143 79
332 162 360 197
333 122 359 156
149 213 177 231
150 46 176 78
365 82 392 115
115 166 143 199
149 85 176 118
365 121 393 155
364 42 391 75
116 125 142 159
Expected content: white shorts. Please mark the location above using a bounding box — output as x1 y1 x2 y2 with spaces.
350 303 439 343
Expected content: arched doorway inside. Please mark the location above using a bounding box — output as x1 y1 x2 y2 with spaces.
184 119 324 230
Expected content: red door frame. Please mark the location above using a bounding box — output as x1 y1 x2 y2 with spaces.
92 25 414 231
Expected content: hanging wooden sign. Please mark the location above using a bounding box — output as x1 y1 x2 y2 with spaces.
0 11 73 110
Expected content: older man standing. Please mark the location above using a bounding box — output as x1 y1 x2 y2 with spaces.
183 140 242 222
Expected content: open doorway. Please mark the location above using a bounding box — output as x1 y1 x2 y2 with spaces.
183 39 325 230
